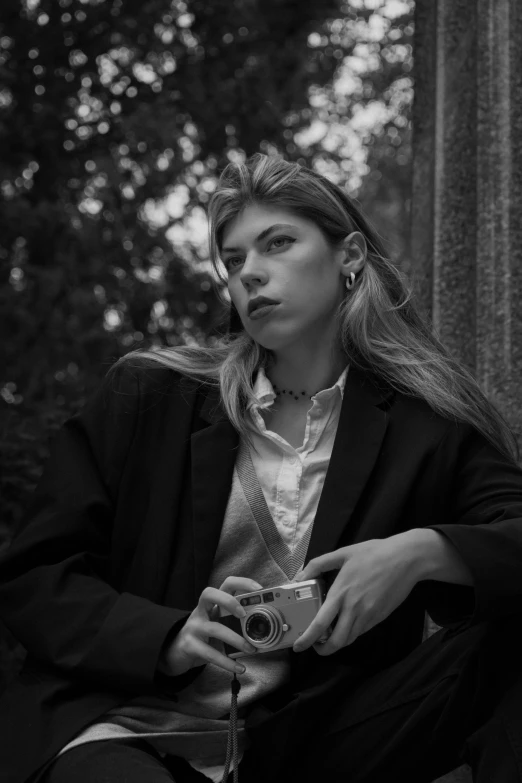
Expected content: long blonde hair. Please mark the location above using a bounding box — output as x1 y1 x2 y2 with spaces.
109 153 519 464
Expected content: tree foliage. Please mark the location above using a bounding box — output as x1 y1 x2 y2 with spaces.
1 0 346 399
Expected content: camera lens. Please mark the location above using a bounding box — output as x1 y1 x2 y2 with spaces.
246 613 272 641
244 607 282 648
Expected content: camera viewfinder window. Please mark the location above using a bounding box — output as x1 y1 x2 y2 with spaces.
241 595 262 606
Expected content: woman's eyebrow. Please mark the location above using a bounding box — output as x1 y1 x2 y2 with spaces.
222 223 297 254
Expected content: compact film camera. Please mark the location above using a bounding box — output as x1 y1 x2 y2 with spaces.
217 578 330 659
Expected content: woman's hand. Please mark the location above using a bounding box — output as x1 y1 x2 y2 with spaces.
292 534 420 655
157 576 263 677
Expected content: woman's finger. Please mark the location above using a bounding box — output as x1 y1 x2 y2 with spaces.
293 598 340 651
337 613 366 650
201 618 257 656
187 635 248 675
198 586 247 619
218 576 264 595
295 548 350 581
313 607 355 655
200 579 264 619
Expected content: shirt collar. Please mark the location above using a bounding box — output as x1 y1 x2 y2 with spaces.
247 364 349 411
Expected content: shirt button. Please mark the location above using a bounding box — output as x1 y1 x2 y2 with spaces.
289 457 299 466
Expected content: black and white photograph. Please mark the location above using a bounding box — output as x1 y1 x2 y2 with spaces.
1 1 521 782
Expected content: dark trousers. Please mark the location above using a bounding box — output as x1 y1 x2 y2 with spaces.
42 618 522 783
40 740 211 782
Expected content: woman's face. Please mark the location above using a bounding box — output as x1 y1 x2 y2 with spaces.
221 203 348 352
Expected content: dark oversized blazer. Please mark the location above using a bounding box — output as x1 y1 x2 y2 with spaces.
1 361 522 783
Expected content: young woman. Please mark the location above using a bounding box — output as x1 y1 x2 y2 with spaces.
1 153 522 783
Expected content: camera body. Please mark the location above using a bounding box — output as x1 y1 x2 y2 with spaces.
217 578 329 659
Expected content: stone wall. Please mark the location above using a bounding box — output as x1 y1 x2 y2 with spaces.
411 0 522 448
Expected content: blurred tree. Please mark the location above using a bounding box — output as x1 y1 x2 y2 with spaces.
1 0 345 405
0 0 413 689
286 4 414 271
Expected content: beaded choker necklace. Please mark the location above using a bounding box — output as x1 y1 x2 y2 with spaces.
272 383 314 402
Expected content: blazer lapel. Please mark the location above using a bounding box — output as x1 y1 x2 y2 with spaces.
190 385 239 599
304 366 393 564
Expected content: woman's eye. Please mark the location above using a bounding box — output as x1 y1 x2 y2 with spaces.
268 236 294 250
224 237 294 271
225 257 242 270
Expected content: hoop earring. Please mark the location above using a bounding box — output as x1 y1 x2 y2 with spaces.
345 272 356 290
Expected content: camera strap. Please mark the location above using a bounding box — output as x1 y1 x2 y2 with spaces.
221 674 241 783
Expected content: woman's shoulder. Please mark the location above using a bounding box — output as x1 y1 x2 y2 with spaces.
91 355 214 421
389 386 476 447
105 355 208 394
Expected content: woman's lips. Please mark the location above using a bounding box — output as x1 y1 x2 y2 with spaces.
248 303 279 321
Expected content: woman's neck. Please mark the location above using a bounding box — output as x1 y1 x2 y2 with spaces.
266 347 348 399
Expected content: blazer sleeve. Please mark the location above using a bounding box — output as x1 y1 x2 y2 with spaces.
0 363 203 695
419 422 522 628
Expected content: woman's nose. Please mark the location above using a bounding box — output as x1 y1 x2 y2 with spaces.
240 250 267 286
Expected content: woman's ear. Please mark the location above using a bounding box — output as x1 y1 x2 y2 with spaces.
341 231 367 274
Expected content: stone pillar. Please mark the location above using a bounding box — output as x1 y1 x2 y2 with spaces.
411 0 522 446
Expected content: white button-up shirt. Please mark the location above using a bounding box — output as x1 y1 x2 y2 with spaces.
246 365 349 552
